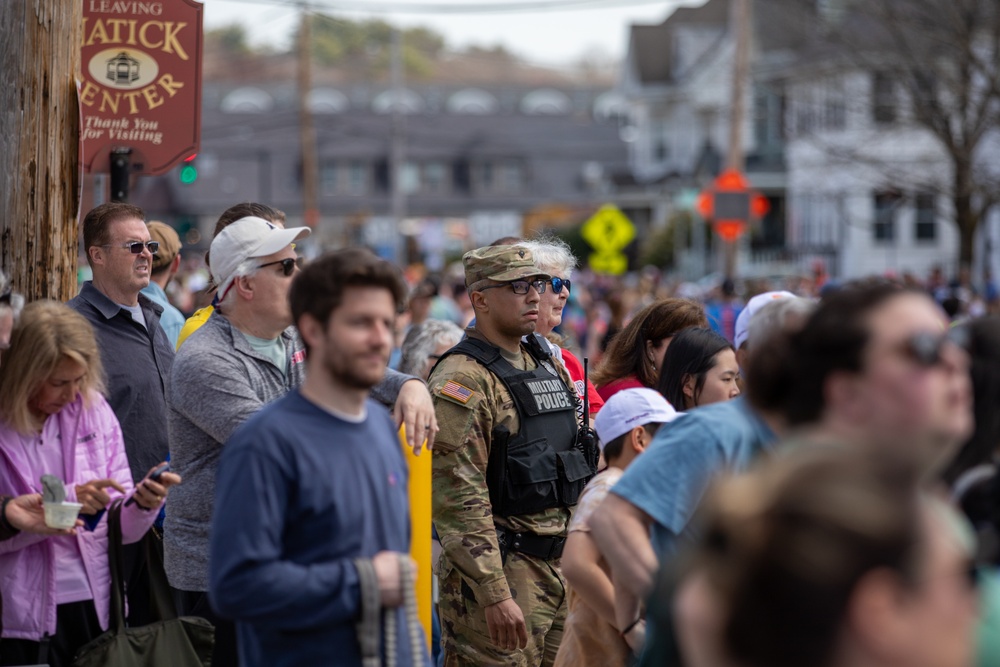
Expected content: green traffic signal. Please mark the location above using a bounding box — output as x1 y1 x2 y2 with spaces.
180 163 198 184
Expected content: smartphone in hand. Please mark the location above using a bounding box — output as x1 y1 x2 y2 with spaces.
123 463 171 508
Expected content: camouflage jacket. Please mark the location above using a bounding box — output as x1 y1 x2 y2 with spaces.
430 329 576 607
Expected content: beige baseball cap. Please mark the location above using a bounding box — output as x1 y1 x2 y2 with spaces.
463 245 549 287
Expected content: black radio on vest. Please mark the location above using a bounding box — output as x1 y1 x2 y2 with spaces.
576 357 600 472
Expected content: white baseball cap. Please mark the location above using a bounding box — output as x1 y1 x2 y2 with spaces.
211 216 311 298
594 388 679 450
734 290 795 350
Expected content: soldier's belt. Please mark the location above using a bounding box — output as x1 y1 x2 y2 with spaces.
496 525 565 561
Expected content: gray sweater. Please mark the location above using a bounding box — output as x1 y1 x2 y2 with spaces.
163 311 412 591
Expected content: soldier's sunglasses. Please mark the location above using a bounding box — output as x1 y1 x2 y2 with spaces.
258 257 301 277
479 279 547 295
549 277 571 294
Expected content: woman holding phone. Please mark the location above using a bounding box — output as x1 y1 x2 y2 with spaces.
0 301 180 667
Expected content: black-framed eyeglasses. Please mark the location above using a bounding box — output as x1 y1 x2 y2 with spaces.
104 241 159 255
258 257 301 277
549 277 571 294
899 329 965 367
478 279 547 295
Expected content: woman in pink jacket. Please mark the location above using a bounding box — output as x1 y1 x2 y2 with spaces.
0 301 180 667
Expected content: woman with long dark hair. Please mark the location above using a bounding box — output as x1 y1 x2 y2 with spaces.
656 327 740 410
592 299 707 401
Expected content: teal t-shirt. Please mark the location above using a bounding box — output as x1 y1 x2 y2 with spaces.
241 332 288 378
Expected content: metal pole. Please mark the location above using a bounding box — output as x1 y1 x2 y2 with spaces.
724 0 751 281
298 4 319 228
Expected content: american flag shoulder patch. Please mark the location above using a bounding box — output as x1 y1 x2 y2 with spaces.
440 380 475 404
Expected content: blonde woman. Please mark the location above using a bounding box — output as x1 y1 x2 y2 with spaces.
0 301 180 667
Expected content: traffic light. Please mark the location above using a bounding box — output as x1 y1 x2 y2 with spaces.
179 153 198 184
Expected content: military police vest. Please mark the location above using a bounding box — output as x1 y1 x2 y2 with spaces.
443 334 593 518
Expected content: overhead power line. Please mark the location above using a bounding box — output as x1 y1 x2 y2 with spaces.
224 0 682 16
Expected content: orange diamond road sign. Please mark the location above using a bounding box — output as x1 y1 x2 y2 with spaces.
696 169 770 242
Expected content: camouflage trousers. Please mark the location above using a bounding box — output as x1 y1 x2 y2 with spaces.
438 552 567 667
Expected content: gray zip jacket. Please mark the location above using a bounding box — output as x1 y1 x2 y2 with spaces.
163 311 413 591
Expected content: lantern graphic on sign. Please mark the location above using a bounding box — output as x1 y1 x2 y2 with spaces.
106 52 141 86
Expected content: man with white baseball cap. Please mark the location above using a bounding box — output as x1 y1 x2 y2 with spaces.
554 389 677 667
209 216 311 304
164 215 311 667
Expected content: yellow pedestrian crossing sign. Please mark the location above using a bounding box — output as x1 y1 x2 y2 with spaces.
582 204 634 275
589 252 629 275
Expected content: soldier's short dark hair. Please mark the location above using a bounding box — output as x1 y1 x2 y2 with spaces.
290 249 407 355
82 202 145 265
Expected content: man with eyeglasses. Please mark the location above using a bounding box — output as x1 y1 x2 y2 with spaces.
430 245 596 667
69 202 175 485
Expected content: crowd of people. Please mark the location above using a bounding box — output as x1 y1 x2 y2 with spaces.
0 200 998 667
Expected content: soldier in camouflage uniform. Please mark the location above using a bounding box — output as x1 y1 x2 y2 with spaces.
430 245 595 667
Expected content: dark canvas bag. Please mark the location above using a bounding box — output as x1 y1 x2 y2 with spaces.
72 501 215 667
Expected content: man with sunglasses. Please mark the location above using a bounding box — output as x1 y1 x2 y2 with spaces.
162 216 310 667
68 202 177 629
430 245 596 667
69 202 175 486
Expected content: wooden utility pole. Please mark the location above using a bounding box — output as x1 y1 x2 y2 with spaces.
0 0 82 301
298 5 319 228
724 0 751 281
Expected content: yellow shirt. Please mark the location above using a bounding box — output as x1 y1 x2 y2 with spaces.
176 305 214 350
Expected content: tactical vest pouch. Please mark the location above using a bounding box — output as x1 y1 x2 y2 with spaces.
503 438 559 516
556 449 592 506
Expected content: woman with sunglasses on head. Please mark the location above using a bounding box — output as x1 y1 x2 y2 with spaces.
591 298 708 402
521 239 606 420
656 327 740 411
0 301 180 667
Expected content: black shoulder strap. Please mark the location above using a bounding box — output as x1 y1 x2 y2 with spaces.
438 337 525 385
